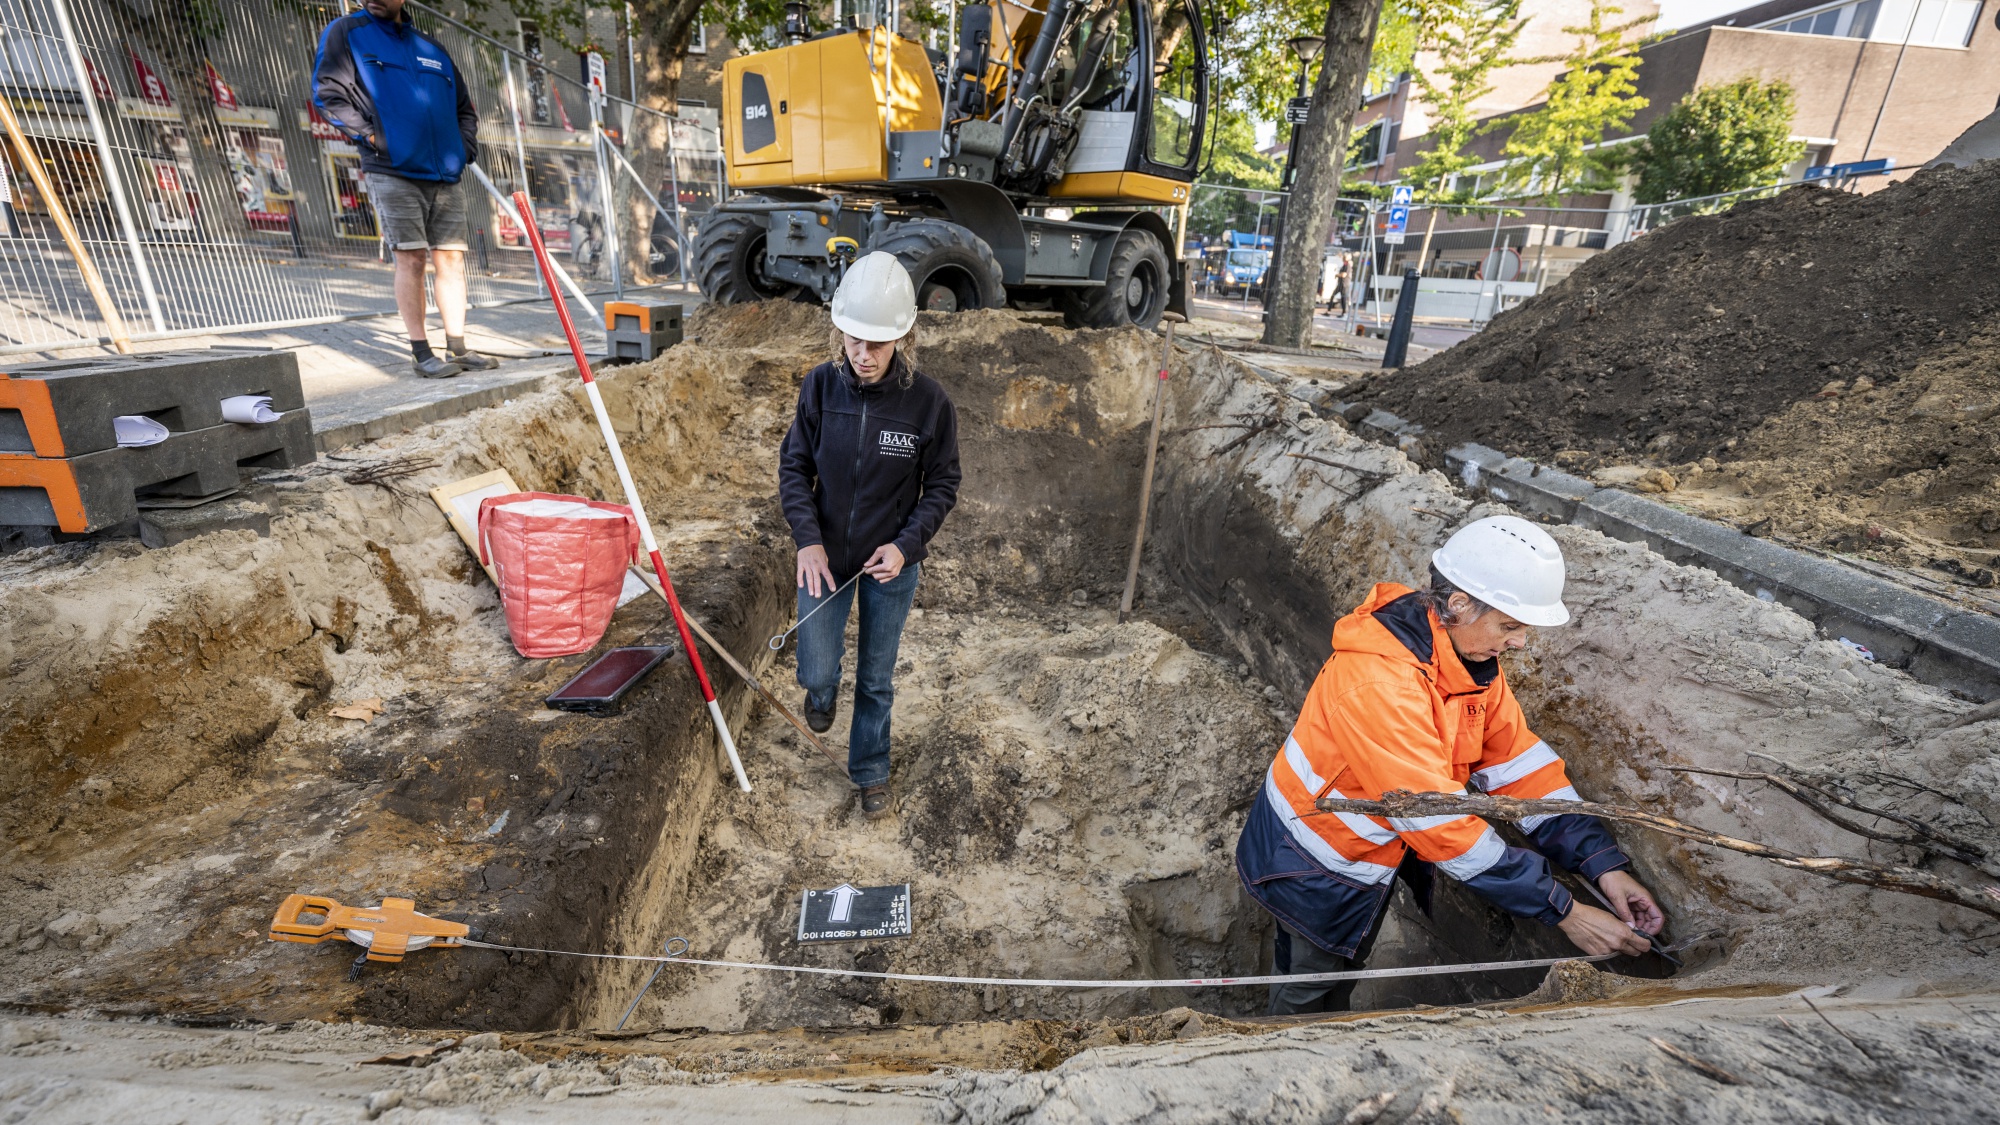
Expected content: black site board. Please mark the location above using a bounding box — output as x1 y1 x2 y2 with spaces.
796 883 913 943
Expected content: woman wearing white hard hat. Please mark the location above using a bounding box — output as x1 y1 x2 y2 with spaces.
1235 515 1666 1014
778 252 963 818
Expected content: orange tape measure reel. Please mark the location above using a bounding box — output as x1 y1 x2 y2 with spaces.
269 894 471 964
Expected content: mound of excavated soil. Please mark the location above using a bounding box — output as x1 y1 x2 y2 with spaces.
1342 161 2000 581
1635 327 2000 586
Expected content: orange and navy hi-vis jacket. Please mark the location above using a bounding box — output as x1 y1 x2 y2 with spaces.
1235 583 1630 957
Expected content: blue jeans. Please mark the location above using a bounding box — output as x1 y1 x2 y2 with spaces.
794 563 919 788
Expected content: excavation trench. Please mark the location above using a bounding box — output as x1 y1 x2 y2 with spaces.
1 303 1995 1066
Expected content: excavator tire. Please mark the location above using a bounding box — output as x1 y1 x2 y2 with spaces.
873 219 1007 314
1060 227 1170 330
694 197 797 304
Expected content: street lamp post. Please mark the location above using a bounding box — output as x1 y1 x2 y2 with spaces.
1261 33 1325 324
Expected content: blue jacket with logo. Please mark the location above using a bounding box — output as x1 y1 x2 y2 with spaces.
313 9 477 182
779 357 962 583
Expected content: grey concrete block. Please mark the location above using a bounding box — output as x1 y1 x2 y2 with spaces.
2 410 313 532
604 300 684 361
1445 443 1599 521
1576 487 2000 698
1488 458 1599 522
0 351 304 457
312 369 551 453
1357 409 1418 444
139 495 273 549
1285 382 1336 410
1444 443 1508 485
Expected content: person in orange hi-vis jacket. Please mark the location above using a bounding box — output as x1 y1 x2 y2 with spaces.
1236 515 1665 1015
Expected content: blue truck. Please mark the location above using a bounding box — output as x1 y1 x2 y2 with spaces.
1207 230 1273 297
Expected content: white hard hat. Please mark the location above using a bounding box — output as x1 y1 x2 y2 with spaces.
830 252 917 342
1431 515 1571 627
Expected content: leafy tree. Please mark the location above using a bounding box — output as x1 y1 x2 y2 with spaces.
1630 77 1803 204
1215 0 1426 123
1189 109 1284 238
1399 0 1529 261
1495 0 1648 203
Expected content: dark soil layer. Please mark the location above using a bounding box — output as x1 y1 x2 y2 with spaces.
1661 327 2000 586
1340 161 2000 582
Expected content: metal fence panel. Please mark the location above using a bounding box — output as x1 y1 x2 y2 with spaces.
0 0 720 352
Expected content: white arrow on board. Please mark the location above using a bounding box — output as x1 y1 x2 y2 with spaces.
826 884 862 923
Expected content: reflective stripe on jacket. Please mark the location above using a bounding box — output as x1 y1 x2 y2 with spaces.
1236 582 1630 956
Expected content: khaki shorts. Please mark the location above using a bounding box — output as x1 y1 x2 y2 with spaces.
365 171 469 251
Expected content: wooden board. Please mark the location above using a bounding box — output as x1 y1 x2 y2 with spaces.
430 469 648 606
428 468 522 586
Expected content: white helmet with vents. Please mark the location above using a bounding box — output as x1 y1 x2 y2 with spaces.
1432 515 1571 627
830 251 917 342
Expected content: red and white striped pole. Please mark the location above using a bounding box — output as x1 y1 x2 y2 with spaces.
512 191 751 793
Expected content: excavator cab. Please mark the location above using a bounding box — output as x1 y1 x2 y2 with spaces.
701 0 1209 329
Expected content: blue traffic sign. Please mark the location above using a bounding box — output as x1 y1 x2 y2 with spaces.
1803 158 1893 182
1386 205 1410 232
1391 185 1414 207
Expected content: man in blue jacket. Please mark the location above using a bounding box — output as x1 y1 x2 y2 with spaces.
314 0 496 378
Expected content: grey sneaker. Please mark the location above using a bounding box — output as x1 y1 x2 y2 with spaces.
450 350 499 371
413 355 464 379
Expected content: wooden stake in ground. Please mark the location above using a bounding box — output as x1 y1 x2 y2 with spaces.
1119 315 1179 623
0 95 131 354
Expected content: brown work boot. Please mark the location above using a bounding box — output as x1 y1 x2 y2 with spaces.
860 783 893 819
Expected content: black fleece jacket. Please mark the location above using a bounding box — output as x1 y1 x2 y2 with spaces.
779 357 961 583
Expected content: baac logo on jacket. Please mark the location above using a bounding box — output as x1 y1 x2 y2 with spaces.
878 430 918 458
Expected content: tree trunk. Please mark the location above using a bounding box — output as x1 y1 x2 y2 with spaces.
1261 0 1383 348
630 0 705 115
626 0 704 281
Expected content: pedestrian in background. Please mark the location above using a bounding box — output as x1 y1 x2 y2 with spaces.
313 0 497 378
779 253 962 819
1326 253 1351 315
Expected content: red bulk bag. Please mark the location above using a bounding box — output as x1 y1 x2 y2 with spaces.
477 491 639 658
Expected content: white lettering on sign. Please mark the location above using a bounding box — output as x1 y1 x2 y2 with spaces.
745 104 770 120
878 430 917 457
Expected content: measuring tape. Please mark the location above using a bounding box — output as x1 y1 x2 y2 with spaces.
459 936 1613 989
768 571 864 651
269 897 1631 990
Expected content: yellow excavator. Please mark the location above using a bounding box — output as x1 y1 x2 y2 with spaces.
696 0 1209 328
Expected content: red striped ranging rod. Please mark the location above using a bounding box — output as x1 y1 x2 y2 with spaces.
511 190 751 792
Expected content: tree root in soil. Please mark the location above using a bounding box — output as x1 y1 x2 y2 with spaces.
1312 790 2000 921
1668 765 1997 877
